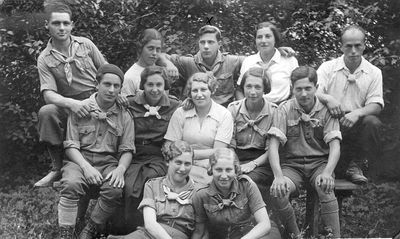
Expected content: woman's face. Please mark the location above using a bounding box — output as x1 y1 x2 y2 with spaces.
244 75 264 104
190 81 212 108
139 39 162 67
256 27 275 55
143 73 165 105
167 152 193 184
212 157 236 191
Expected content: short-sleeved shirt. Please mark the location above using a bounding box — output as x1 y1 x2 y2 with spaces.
317 55 384 112
38 35 107 98
267 98 342 159
122 62 145 96
128 91 180 144
192 175 266 226
170 51 245 105
139 176 197 233
164 100 233 149
64 93 135 154
228 98 277 150
237 50 298 104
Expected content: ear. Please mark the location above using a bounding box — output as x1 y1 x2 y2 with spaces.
45 20 49 29
71 21 75 30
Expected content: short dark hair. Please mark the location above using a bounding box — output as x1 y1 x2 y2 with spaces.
45 3 72 21
139 65 170 90
198 25 222 41
341 24 366 43
290 66 318 86
256 22 281 47
240 67 271 94
137 28 163 57
162 141 194 162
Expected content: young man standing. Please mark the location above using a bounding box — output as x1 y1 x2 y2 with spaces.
35 3 107 187
58 64 134 238
317 25 384 184
268 66 341 238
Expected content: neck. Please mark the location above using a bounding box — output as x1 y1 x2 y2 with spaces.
137 57 153 68
167 174 187 191
245 98 264 114
52 37 71 54
301 98 316 114
195 101 212 117
96 96 114 111
260 48 275 63
344 58 362 74
202 53 217 67
144 93 161 106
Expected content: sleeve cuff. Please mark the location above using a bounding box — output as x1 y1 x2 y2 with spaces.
366 98 384 109
63 140 80 149
118 144 136 154
324 130 342 144
267 127 287 145
137 198 155 211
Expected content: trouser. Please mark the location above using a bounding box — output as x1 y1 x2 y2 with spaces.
208 220 281 239
336 115 383 178
60 152 122 225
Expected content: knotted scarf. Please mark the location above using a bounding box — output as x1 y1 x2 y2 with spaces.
143 104 161 119
163 185 192 205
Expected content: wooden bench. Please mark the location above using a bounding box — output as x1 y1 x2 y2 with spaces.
304 179 360 236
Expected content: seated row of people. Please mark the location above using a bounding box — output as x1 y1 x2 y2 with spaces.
35 3 383 239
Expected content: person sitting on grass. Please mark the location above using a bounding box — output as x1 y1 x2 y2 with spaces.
267 66 342 238
58 64 134 239
108 140 198 239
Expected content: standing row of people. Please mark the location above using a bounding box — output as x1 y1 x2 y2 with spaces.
34 3 383 239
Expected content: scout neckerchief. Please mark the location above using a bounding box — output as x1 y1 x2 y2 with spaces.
163 185 192 205
214 191 240 210
341 66 363 93
50 40 85 86
89 100 119 131
236 101 268 137
143 104 161 119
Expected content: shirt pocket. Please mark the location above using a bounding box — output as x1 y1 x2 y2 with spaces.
215 73 234 95
78 125 96 146
287 120 300 138
44 56 64 78
75 47 91 69
106 127 122 146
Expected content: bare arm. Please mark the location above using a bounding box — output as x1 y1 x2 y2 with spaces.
193 141 228 160
316 92 344 118
142 206 172 239
315 139 340 193
268 137 288 198
240 151 268 174
65 147 103 185
241 207 271 239
43 90 91 118
105 151 132 188
340 103 382 128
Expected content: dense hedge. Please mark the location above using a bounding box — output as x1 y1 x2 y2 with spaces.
0 0 399 178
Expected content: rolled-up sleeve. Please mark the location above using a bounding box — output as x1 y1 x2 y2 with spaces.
365 69 384 108
164 108 184 142
323 114 342 144
38 55 58 93
215 110 234 145
138 181 156 211
63 114 81 149
118 110 135 153
192 189 207 223
267 106 288 145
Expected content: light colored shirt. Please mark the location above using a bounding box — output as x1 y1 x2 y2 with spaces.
122 62 145 96
317 55 384 111
64 93 135 154
164 100 234 149
228 98 277 150
268 98 341 159
38 35 106 98
237 50 298 104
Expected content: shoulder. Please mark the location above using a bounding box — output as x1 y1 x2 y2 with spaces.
168 94 180 106
145 176 165 186
224 53 242 62
362 58 382 75
318 57 340 71
227 99 244 113
193 184 210 198
277 99 294 111
237 175 257 190
74 36 95 45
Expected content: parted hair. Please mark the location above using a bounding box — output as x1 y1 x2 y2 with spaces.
207 148 241 176
290 66 318 86
137 28 163 57
139 65 170 90
182 72 218 111
162 141 194 162
256 22 281 47
45 3 72 21
198 25 222 41
240 67 271 94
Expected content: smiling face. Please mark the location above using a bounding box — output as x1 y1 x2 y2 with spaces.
96 73 121 106
199 33 220 63
47 12 73 43
212 157 236 191
139 39 162 67
244 75 264 104
256 27 275 56
190 81 212 108
143 73 165 105
341 29 365 66
292 77 316 110
167 152 193 185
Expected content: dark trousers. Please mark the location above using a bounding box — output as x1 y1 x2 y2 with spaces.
336 115 383 178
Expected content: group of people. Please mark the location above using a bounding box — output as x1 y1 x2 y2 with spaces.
34 3 383 239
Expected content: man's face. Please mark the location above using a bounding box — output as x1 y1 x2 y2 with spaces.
46 12 73 42
198 33 220 62
292 77 316 109
341 29 365 65
97 73 121 105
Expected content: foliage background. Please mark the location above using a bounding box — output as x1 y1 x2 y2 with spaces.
0 0 399 238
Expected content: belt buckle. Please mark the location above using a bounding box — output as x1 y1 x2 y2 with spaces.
141 139 152 145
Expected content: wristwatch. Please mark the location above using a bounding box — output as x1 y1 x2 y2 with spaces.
252 161 259 168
